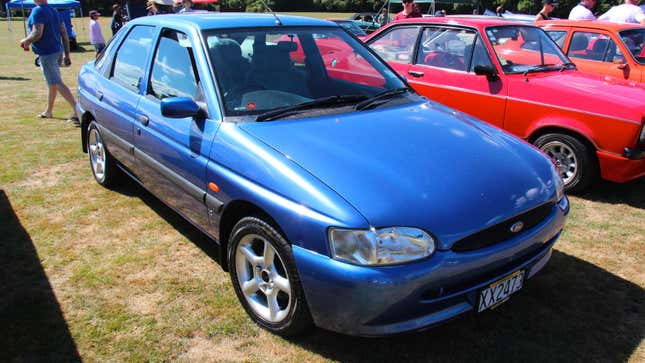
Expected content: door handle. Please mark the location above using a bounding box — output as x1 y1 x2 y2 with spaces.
139 115 149 126
97 91 103 101
408 70 424 78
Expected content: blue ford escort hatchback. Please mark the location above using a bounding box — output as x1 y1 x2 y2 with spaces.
77 13 569 336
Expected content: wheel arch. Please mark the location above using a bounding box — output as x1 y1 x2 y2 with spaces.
218 200 288 272
80 111 95 153
528 125 598 159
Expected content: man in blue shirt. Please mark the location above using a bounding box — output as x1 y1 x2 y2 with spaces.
20 0 78 124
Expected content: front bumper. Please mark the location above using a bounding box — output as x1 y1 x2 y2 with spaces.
598 149 645 183
293 197 569 336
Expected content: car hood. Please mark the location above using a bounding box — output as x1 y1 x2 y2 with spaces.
239 101 558 250
512 71 645 122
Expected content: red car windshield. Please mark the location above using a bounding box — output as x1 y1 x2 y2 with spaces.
203 27 407 117
485 25 570 74
619 28 645 64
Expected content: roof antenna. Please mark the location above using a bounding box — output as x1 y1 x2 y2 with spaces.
259 0 283 26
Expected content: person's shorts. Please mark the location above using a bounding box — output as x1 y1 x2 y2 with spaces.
93 43 106 54
39 51 62 86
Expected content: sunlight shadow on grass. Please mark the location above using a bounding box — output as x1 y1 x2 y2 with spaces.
110 180 223 267
0 76 30 81
578 177 644 209
0 190 82 362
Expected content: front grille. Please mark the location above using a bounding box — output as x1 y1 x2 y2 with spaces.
451 202 555 252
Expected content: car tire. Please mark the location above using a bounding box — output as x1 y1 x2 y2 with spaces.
534 133 597 193
87 121 120 188
228 216 313 336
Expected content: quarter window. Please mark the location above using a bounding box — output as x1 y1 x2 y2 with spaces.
546 30 567 49
111 26 155 92
369 27 419 63
149 29 200 100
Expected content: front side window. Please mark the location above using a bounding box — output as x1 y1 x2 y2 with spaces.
111 26 156 92
568 32 619 63
369 26 420 63
148 29 199 100
416 27 477 72
619 28 645 64
485 25 569 74
204 27 411 119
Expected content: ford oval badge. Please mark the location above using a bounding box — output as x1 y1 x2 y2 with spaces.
510 221 524 233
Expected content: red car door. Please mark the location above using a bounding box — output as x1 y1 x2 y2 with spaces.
406 26 507 129
368 25 419 77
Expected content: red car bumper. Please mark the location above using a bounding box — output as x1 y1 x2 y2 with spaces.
597 150 645 183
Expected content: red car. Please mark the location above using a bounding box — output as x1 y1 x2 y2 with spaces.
366 16 645 192
540 20 645 83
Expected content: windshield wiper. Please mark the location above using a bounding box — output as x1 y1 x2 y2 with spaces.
559 62 576 71
255 95 368 122
354 87 412 111
522 64 559 76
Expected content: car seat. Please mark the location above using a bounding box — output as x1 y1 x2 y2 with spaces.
568 35 589 59
589 38 610 61
247 41 310 97
209 38 250 107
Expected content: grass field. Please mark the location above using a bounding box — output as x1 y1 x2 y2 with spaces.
1 14 644 362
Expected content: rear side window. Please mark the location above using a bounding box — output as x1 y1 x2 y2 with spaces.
148 29 200 100
111 26 156 92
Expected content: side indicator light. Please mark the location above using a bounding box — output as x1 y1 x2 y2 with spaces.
208 182 220 193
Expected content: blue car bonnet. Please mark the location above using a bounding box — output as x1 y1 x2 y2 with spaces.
239 101 557 250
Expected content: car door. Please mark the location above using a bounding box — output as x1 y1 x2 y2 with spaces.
134 28 219 230
407 26 507 129
565 30 633 81
94 25 156 170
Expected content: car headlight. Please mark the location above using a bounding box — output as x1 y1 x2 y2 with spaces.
329 227 436 266
552 165 565 202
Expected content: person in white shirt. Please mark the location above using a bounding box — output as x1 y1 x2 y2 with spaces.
88 10 105 54
568 0 596 20
179 0 195 13
598 0 645 24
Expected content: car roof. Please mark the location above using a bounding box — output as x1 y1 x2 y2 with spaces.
128 12 337 30
390 15 529 28
539 19 645 32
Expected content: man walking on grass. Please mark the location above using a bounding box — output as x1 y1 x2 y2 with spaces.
19 0 78 125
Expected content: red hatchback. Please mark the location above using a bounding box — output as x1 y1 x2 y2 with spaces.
365 16 645 192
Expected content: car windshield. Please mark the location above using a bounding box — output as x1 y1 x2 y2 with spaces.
203 27 408 119
619 28 645 64
485 25 570 74
334 20 367 37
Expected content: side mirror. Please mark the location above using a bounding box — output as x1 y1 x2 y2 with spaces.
474 65 499 81
160 97 201 118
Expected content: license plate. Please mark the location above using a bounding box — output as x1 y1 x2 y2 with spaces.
478 270 525 312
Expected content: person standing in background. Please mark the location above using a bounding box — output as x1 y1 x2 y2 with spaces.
146 1 159 15
535 0 557 21
569 0 596 19
110 4 124 35
394 0 422 20
179 0 194 13
88 10 105 54
19 0 78 124
598 0 645 24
